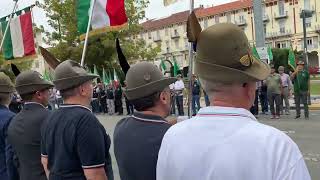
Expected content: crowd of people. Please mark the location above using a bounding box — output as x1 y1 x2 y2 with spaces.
250 61 310 120
0 23 312 180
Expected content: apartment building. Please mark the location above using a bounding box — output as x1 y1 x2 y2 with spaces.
138 0 320 68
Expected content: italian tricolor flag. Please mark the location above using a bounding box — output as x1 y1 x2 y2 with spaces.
77 0 128 39
1 12 35 60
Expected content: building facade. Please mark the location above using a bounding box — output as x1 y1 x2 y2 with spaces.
138 0 320 68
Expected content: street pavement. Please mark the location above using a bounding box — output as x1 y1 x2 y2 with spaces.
97 110 320 180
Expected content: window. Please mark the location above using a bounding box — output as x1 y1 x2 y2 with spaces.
148 32 151 39
239 15 245 23
215 16 219 23
307 38 313 46
279 19 285 34
304 0 311 10
204 19 208 28
156 30 160 38
278 0 285 15
227 13 231 23
306 17 312 28
165 28 168 36
184 38 188 49
175 39 179 49
264 25 267 35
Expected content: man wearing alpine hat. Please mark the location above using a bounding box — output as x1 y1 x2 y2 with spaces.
157 23 310 180
0 72 19 180
114 62 176 180
41 60 113 180
8 70 53 180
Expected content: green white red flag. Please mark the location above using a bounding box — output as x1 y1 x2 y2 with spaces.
1 11 35 60
77 0 128 39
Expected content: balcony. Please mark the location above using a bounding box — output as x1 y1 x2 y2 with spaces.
274 11 288 20
314 25 320 34
153 36 162 42
266 30 292 39
263 14 270 22
171 32 180 39
236 20 247 26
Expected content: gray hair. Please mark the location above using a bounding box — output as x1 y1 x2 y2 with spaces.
199 78 236 97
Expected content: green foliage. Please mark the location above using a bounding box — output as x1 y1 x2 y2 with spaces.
0 54 33 81
271 48 290 72
40 0 159 76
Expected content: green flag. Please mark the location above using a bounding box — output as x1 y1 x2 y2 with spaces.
43 70 53 81
268 47 273 62
173 57 180 77
160 59 167 72
252 46 260 60
288 48 296 70
113 69 118 81
94 65 99 77
103 68 110 84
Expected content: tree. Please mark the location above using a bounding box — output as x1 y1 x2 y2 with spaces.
40 0 160 71
0 54 33 81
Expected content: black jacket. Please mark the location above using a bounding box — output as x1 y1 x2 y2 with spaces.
8 103 49 180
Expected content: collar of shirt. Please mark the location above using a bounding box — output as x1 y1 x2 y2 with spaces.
24 102 47 109
132 112 169 124
59 104 92 113
0 104 9 110
196 106 257 121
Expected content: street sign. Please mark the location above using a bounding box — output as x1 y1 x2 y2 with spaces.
256 47 269 62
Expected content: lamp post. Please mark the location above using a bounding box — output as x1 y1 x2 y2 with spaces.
300 9 313 105
300 10 314 66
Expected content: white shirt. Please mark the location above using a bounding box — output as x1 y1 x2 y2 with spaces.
157 106 310 180
174 80 185 96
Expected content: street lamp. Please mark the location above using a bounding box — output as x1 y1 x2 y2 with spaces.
300 10 314 67
300 10 314 105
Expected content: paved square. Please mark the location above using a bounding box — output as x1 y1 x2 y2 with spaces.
97 110 320 180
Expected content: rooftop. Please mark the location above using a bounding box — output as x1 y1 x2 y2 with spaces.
141 0 254 31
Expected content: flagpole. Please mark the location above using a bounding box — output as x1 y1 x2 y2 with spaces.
0 0 19 50
187 0 194 118
80 0 96 66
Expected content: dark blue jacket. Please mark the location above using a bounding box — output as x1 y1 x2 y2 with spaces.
0 104 19 180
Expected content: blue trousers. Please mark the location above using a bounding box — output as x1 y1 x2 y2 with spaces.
192 95 201 115
176 96 184 116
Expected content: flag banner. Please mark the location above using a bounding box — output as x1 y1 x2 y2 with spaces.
268 47 273 62
160 59 167 72
1 12 35 60
77 0 128 40
288 48 296 70
173 57 180 77
103 67 110 84
252 46 260 60
113 68 118 81
93 64 100 77
187 11 202 43
164 0 181 6
43 70 53 81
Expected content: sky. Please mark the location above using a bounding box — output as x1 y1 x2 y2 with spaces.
0 0 235 32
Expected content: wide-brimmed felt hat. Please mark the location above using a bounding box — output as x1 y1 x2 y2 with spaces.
195 23 271 83
15 70 54 95
0 72 15 93
53 60 98 91
124 62 177 100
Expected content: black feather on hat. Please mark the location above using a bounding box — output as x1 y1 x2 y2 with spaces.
11 64 21 77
